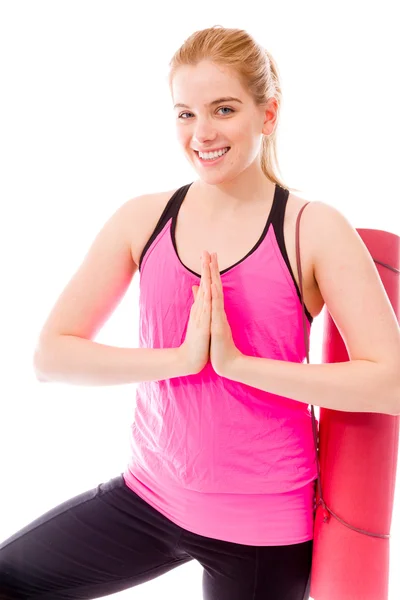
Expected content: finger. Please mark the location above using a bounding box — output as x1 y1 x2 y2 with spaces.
210 253 221 292
204 252 212 287
201 287 211 331
191 287 199 321
200 254 210 296
200 257 211 323
211 257 224 310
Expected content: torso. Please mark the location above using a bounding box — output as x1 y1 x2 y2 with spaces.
130 184 325 319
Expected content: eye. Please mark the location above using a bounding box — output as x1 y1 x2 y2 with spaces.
178 107 234 119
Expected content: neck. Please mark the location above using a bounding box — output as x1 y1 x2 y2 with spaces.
194 167 275 213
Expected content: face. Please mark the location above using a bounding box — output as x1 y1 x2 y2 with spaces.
171 60 276 184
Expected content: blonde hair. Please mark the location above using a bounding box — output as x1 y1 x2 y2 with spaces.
168 25 301 194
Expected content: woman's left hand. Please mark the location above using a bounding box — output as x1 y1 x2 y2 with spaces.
207 251 243 376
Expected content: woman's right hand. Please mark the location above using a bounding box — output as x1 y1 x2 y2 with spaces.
178 251 212 375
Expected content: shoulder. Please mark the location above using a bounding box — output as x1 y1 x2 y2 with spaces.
289 193 350 241
299 197 355 247
288 193 354 288
125 187 179 213
126 187 180 266
122 187 180 230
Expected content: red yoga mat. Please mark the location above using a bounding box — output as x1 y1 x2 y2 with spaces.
308 228 400 600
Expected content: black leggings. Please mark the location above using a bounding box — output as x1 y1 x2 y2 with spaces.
0 474 313 600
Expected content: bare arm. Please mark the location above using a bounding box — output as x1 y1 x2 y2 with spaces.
34 336 189 386
33 193 190 387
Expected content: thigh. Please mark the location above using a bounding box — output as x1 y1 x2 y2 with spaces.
197 535 313 600
254 540 313 600
0 474 193 599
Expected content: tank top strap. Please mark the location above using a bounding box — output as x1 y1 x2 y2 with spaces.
269 184 290 244
158 183 194 229
138 183 194 271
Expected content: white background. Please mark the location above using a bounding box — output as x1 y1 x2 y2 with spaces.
1 1 399 598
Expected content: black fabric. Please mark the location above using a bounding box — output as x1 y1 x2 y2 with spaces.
0 474 312 599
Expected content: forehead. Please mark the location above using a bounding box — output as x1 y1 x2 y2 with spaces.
172 61 247 103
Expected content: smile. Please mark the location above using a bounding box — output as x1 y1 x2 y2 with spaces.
194 147 231 166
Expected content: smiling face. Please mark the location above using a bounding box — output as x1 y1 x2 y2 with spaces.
171 60 276 186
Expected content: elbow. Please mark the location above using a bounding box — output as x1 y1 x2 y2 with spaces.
389 371 400 416
378 362 400 416
33 334 61 382
33 348 50 383
35 371 49 383
33 361 47 383
393 381 400 416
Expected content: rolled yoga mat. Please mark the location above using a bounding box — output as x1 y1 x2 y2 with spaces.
309 228 399 600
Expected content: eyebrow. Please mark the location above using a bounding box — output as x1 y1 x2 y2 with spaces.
174 96 243 109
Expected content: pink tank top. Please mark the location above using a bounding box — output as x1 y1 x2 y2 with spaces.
123 182 319 545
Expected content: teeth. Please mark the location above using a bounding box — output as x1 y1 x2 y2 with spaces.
199 147 229 160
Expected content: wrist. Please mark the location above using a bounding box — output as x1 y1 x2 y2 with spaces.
175 345 194 377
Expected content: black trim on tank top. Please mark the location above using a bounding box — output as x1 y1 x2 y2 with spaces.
138 183 195 272
274 186 314 324
138 182 313 324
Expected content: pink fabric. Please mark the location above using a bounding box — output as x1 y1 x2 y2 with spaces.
123 203 318 545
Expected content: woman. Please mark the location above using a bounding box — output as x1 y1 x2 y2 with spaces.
2 25 398 600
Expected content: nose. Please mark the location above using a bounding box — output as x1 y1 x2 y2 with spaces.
192 118 219 145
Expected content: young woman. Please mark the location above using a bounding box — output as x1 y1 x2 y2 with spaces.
2 25 398 600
